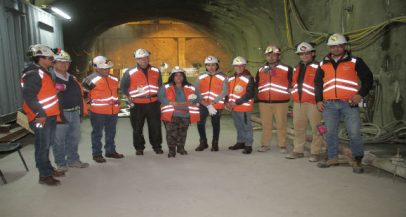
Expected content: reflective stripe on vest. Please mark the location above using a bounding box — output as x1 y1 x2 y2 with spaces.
161 85 200 123
21 69 60 121
257 64 290 101
228 74 253 112
321 58 359 100
128 67 160 103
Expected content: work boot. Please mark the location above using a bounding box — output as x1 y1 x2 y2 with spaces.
168 147 176 158
39 176 60 186
285 152 304 159
279 147 288 154
195 139 209 151
228 143 245 150
308 155 320 162
317 157 339 168
211 140 219 152
177 146 188 155
257 146 270 152
105 152 124 159
93 155 106 163
242 146 252 154
52 168 66 177
352 156 364 174
154 148 164 154
135 150 144 156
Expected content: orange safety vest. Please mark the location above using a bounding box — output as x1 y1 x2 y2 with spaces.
160 84 200 123
21 69 60 122
198 73 226 109
256 64 291 101
291 63 318 104
320 58 359 101
127 66 160 103
228 74 253 112
88 75 120 115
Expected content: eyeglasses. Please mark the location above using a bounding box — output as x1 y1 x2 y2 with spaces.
299 52 313 56
45 56 54 61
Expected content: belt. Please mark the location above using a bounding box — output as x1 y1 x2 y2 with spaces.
132 95 158 99
324 99 348 102
63 106 80 112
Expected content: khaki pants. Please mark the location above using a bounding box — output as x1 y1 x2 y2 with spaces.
259 102 288 148
293 102 322 155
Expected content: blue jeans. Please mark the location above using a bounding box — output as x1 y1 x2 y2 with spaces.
231 111 254 146
197 104 222 142
90 112 118 157
29 116 56 177
53 110 81 167
322 101 364 159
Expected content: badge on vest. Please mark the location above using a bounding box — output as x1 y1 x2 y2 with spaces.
234 85 243 93
138 86 145 93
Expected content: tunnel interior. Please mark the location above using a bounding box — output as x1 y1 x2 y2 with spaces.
30 0 406 125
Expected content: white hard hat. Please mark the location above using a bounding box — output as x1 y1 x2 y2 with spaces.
170 66 185 74
93 56 113 69
232 56 247 66
264 45 281 54
204 56 219 64
54 49 71 62
28 44 54 57
295 42 315 53
327 33 348 46
134 48 150 59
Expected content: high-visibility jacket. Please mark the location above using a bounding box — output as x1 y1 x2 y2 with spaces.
228 73 253 112
21 69 60 122
88 75 120 115
256 64 291 102
127 66 160 103
291 62 319 104
197 72 227 109
160 84 200 123
320 58 359 100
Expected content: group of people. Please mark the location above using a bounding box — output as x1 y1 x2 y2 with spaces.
20 33 373 186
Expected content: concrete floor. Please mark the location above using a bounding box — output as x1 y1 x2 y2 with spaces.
1 115 405 217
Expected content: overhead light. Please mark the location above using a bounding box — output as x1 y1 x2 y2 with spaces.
50 7 71 20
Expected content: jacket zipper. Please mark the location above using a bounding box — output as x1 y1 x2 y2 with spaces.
208 73 213 102
105 77 114 114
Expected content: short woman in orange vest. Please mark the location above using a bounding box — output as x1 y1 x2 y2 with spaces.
158 66 201 158
226 57 255 154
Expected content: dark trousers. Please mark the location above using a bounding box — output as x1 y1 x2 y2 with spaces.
130 101 162 150
197 104 221 142
29 116 56 177
90 113 118 157
164 117 190 148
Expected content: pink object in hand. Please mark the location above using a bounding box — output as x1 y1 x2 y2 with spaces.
55 83 66 91
317 122 327 135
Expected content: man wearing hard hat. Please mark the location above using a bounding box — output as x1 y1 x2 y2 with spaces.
226 56 255 154
120 48 163 156
285 42 322 162
315 33 373 173
83 56 124 163
255 45 293 154
51 49 89 172
21 44 64 185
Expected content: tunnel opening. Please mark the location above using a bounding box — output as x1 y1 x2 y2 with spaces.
90 19 232 80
